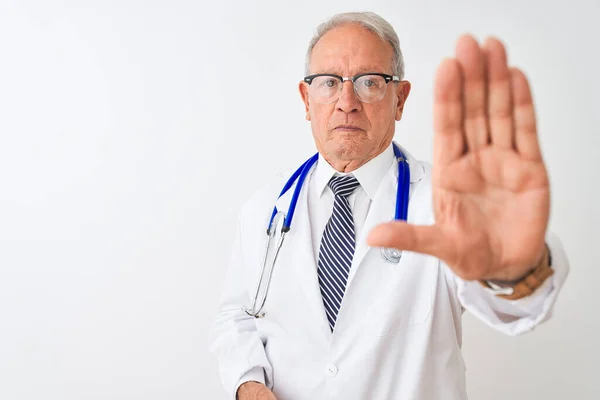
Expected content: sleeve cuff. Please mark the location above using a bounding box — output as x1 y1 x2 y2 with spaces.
233 367 266 400
456 232 569 336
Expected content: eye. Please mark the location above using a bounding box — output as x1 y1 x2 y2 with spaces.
363 79 375 87
322 78 337 88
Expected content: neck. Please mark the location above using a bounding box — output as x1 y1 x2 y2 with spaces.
323 153 377 173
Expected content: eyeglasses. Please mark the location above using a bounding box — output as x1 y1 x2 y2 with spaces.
303 73 400 104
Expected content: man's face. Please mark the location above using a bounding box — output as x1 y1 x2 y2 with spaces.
299 24 411 171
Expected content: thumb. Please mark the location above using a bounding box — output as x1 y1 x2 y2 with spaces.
367 221 450 260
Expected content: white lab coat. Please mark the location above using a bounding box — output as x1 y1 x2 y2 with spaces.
209 148 569 400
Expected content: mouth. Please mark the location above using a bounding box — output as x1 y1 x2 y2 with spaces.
333 124 364 132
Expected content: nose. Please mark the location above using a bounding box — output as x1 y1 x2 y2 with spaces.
336 80 362 114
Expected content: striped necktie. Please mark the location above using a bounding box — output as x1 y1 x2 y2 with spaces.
317 175 360 331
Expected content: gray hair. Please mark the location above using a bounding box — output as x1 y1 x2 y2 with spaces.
304 11 405 79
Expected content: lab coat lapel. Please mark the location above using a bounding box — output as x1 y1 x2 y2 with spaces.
347 146 425 289
274 171 331 335
347 163 397 287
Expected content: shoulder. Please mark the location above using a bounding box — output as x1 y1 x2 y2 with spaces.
408 157 435 224
237 167 296 227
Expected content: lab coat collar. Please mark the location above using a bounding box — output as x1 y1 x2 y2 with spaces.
397 143 425 184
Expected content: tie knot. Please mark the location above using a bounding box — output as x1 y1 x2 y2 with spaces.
329 175 360 198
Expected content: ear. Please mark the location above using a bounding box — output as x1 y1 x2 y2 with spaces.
299 81 311 121
395 81 411 121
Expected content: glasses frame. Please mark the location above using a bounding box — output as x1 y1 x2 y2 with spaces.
303 72 400 104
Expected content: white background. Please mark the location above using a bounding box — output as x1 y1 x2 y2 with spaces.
0 0 598 399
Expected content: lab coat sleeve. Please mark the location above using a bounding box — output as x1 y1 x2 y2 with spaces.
453 231 569 336
209 209 274 399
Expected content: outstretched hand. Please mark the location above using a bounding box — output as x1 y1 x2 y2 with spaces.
368 34 549 282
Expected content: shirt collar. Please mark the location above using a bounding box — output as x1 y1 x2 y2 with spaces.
314 143 396 200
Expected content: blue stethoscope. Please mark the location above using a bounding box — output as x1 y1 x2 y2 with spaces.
244 142 410 318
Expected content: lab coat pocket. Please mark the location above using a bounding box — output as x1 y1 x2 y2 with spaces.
365 251 435 337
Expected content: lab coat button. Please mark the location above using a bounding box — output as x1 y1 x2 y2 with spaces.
325 364 338 378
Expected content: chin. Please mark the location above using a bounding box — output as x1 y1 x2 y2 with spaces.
329 140 369 160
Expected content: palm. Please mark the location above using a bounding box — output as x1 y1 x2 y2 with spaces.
434 146 549 280
369 35 550 281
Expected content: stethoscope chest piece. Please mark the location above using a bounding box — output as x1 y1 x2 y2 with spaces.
381 247 402 264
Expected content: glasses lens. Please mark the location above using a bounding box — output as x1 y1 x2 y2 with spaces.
309 75 342 104
354 75 387 103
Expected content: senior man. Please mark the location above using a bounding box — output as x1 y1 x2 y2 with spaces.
210 11 569 400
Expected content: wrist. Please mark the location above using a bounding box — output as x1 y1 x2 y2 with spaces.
489 245 547 284
480 243 553 300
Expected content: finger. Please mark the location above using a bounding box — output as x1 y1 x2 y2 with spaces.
483 37 514 150
367 221 452 261
455 34 489 150
433 58 465 167
511 67 542 161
